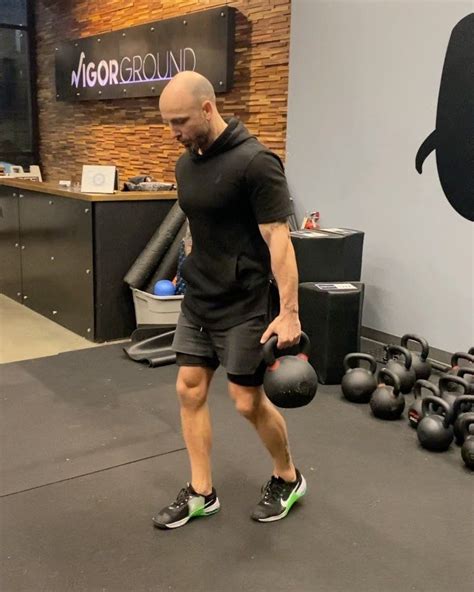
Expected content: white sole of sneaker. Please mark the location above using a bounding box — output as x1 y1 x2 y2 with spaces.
255 475 307 523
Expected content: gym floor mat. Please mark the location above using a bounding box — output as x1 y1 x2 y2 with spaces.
1 345 472 591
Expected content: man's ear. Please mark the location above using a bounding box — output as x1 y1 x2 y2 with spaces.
202 100 213 120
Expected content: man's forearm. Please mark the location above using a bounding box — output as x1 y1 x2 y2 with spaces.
259 221 301 346
272 242 299 315
260 222 299 315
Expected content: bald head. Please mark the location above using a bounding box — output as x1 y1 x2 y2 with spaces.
159 71 227 153
159 71 216 111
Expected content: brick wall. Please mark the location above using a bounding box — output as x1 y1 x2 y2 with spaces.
35 0 291 183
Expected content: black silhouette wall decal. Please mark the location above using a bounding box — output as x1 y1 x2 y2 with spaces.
416 13 474 222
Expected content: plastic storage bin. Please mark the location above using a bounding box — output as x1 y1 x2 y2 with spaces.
132 288 183 325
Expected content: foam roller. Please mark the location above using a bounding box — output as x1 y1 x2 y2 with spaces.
124 201 186 289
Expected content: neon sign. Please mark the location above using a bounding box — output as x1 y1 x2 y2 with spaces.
70 48 197 88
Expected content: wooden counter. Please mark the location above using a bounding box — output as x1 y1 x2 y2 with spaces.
0 178 177 202
0 180 178 341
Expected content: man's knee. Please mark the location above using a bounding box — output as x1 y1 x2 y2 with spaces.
176 367 212 409
228 382 263 420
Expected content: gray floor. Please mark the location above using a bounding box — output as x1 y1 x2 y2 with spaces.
1 344 473 592
0 294 102 364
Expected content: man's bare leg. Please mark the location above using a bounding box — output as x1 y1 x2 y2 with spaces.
176 366 215 494
228 382 297 482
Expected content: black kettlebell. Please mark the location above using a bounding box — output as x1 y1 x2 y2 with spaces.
457 367 474 393
341 353 377 403
369 368 405 420
451 395 474 445
417 395 454 452
445 352 474 390
400 334 431 380
469 347 474 355
385 345 417 394
438 375 470 414
459 413 474 469
263 332 318 408
408 380 440 429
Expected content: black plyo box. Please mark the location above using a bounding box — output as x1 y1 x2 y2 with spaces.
290 228 364 283
299 281 365 384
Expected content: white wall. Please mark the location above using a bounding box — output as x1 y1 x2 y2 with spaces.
286 0 474 353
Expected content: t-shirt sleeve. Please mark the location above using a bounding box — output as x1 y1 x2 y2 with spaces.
245 151 294 224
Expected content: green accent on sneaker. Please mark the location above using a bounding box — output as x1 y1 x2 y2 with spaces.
185 496 221 520
285 486 305 512
152 487 220 529
188 496 206 515
252 472 307 523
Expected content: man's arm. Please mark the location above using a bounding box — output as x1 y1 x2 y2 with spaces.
259 220 301 349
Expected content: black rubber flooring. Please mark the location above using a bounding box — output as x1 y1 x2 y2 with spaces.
1 345 473 592
1 346 184 496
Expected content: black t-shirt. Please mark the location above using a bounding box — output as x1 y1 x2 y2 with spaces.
176 118 294 329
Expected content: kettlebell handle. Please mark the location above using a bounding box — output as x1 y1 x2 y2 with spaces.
400 334 430 361
386 345 413 369
262 332 311 367
458 367 474 381
377 367 401 394
413 379 439 400
450 351 474 368
451 395 474 419
343 353 377 374
458 412 474 439
439 375 469 393
421 395 452 427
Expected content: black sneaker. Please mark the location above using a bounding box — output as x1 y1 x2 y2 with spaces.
152 484 220 529
251 468 306 522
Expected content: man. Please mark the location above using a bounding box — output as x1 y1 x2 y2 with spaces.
153 71 306 529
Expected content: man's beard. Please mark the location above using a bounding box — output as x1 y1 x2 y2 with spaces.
189 125 212 153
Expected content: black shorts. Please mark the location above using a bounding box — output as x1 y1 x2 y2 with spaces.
172 312 268 386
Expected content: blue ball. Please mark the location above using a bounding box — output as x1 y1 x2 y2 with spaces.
153 279 176 296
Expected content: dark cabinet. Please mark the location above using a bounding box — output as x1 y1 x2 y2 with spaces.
0 188 22 302
0 185 176 341
18 189 95 338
